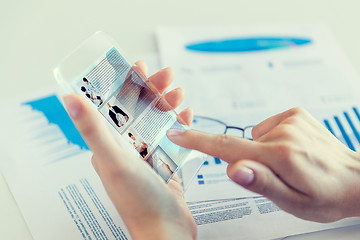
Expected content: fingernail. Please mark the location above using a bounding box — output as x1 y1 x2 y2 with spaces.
63 95 82 119
233 166 255 186
167 129 185 137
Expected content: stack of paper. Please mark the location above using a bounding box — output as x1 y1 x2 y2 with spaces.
157 25 360 239
2 25 360 240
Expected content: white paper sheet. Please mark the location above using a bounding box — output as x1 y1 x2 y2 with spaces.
0 90 132 240
3 91 360 240
188 198 360 240
182 155 260 202
182 103 360 202
4 26 360 239
157 25 360 239
157 25 360 116
156 24 360 201
0 90 89 171
5 153 132 240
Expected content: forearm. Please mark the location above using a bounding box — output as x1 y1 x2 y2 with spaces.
341 151 360 219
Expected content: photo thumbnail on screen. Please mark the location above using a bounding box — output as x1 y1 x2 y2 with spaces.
72 47 192 182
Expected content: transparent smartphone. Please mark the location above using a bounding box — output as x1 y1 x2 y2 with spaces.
54 31 205 187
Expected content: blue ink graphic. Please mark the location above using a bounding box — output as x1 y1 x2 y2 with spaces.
344 112 360 145
214 157 222 164
24 95 89 150
185 37 312 53
334 116 355 151
353 107 360 122
324 119 335 136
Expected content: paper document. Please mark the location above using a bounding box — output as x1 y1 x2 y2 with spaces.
0 91 132 240
188 198 360 240
182 155 260 202
5 153 131 240
157 25 360 239
157 24 360 201
4 24 360 239
157 25 360 116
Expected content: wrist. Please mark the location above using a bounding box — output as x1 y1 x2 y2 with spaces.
128 217 194 240
342 151 360 219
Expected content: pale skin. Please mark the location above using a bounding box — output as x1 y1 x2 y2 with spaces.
63 61 360 239
168 108 360 223
63 61 196 240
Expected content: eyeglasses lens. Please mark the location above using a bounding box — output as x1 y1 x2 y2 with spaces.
225 127 245 138
192 117 227 134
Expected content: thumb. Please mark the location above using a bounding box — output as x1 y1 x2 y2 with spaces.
227 160 300 204
62 94 130 161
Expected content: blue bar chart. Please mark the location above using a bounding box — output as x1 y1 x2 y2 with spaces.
203 157 223 166
196 157 228 185
323 107 360 151
21 95 89 164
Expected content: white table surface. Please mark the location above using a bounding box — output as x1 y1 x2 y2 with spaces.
1 0 360 239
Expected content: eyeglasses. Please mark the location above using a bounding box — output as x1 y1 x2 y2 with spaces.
192 115 254 140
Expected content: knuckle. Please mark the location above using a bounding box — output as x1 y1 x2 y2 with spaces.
282 116 299 126
251 125 261 139
78 122 97 140
213 134 233 159
288 107 307 117
214 134 231 146
275 124 295 139
271 142 295 163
